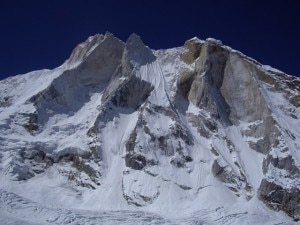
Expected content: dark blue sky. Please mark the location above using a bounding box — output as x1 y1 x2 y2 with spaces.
0 0 299 79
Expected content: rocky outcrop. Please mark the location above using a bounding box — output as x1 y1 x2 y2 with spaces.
241 116 280 154
221 53 271 124
22 112 39 134
258 179 300 221
177 68 196 98
125 153 147 170
181 38 203 64
185 39 232 124
103 76 154 109
0 96 12 107
212 158 252 199
66 34 104 65
290 95 300 107
28 33 124 125
123 33 156 67
176 37 298 219
57 153 101 189
6 147 54 181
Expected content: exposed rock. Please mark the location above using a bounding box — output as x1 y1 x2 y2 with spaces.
212 159 251 198
125 128 137 153
170 156 186 168
188 113 210 138
28 33 124 125
6 147 55 180
188 41 231 124
177 68 196 98
290 96 300 107
188 113 217 138
104 76 154 109
145 104 177 120
263 155 300 176
221 53 271 124
77 33 124 85
210 147 219 156
248 138 272 155
170 123 194 146
59 153 101 188
125 153 147 170
242 116 280 155
286 79 300 92
123 33 156 66
181 38 203 64
9 163 35 181
125 128 148 170
256 70 277 85
176 183 192 190
0 96 12 107
66 34 104 65
22 112 39 134
258 179 300 220
212 160 237 185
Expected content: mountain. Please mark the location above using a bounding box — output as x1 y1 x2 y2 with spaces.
0 32 299 224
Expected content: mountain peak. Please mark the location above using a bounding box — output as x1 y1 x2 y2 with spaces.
127 32 142 43
205 37 223 45
66 33 104 65
124 33 156 66
0 33 299 224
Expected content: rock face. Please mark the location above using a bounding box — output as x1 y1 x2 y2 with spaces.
258 179 300 220
0 33 299 222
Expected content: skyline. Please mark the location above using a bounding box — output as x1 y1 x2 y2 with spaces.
0 0 299 79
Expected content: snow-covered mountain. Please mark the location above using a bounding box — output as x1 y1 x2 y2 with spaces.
0 32 299 224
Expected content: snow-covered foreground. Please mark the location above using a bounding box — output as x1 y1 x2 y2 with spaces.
0 188 175 225
0 188 296 225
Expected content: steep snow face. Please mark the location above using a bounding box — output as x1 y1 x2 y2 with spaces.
0 33 299 224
